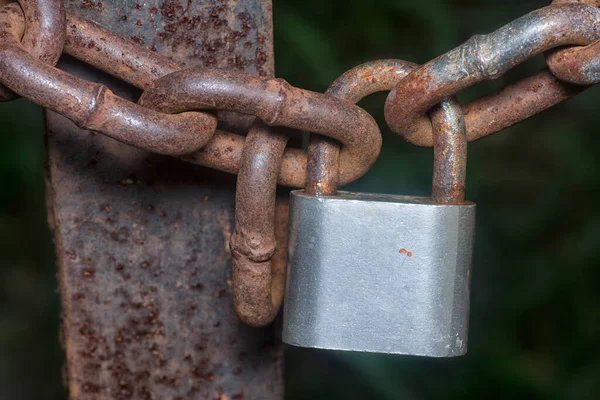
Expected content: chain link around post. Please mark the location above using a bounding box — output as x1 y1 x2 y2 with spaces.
2 0 600 325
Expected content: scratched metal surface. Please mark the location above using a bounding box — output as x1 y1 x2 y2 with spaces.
45 1 283 398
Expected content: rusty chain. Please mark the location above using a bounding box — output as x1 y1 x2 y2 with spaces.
384 1 600 145
1 0 600 326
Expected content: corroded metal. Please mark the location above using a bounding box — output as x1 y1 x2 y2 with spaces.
306 59 419 196
58 1 600 155
60 10 369 188
306 59 466 203
230 123 290 327
138 68 382 187
19 0 65 65
430 97 467 203
136 65 382 326
0 1 599 385
547 41 600 85
0 0 65 100
64 10 181 89
0 4 217 156
45 0 283 398
462 69 588 141
545 1 600 85
384 3 600 146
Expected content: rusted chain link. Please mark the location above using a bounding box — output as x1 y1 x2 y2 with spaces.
0 0 65 101
384 2 600 146
230 59 464 327
64 11 180 89
64 3 595 152
138 69 381 186
308 60 466 203
547 41 600 85
546 0 600 85
3 1 596 181
0 3 216 156
306 59 421 195
1 1 600 171
307 59 466 202
60 10 374 188
230 124 291 326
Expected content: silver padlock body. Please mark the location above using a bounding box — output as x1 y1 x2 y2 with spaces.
283 190 476 357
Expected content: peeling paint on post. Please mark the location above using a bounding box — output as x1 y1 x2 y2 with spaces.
45 1 283 398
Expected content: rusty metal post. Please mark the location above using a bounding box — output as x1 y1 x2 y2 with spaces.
45 1 283 398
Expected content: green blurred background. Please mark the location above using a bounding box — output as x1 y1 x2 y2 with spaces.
2 0 600 398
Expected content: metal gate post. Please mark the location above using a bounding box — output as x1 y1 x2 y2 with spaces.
45 1 283 398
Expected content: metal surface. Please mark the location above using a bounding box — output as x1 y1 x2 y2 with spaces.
288 60 469 355
46 0 283 398
384 3 600 146
283 191 476 356
233 60 438 327
61 3 598 153
461 69 588 141
0 0 596 376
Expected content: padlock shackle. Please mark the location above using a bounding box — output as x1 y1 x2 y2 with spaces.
306 59 467 204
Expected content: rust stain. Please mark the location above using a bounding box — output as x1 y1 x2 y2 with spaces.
399 248 413 257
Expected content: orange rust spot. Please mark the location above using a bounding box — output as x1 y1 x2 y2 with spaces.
82 269 95 278
399 248 413 257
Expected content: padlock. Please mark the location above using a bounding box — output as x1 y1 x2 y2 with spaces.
283 71 476 356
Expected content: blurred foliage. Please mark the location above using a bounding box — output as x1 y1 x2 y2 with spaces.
1 0 600 399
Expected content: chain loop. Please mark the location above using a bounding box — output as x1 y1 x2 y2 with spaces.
2 1 599 173
230 123 290 326
547 41 600 85
0 0 65 101
57 11 373 188
306 59 466 202
0 3 215 156
384 3 600 146
306 59 419 196
7 1 595 182
138 68 382 186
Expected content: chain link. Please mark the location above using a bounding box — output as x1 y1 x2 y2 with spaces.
2 0 600 326
0 0 65 100
384 2 600 146
2 0 599 180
